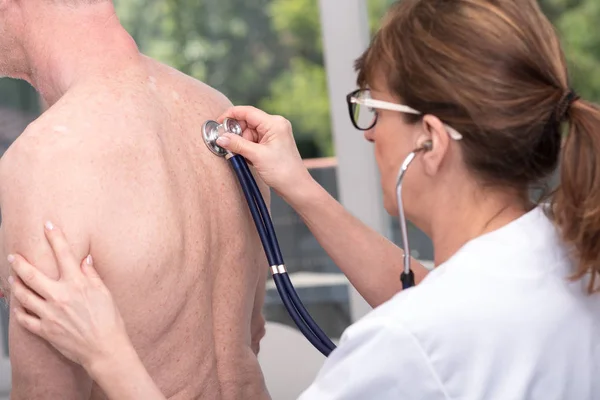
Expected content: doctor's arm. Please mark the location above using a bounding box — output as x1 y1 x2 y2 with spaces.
284 178 428 307
217 106 429 308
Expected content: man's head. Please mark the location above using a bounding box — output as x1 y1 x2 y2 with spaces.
0 0 112 79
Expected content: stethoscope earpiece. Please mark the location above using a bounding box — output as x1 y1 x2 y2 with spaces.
396 138 433 290
420 140 433 152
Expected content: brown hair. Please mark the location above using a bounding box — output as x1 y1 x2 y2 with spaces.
356 0 600 293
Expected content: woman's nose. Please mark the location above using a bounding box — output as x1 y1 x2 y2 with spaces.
364 128 375 143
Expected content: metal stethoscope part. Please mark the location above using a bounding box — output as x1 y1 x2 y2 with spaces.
396 141 432 289
202 118 243 157
202 118 337 357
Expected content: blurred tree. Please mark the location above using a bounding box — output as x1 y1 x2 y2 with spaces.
262 0 396 157
368 0 396 33
263 0 330 157
545 0 600 101
116 0 287 107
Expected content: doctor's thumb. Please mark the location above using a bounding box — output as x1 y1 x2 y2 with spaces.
217 133 260 160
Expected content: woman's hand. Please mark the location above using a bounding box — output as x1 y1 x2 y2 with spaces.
216 106 315 200
7 223 131 373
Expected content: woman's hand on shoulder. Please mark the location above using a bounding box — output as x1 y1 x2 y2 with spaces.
8 223 131 374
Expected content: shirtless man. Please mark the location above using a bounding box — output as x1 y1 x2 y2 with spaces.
0 1 270 399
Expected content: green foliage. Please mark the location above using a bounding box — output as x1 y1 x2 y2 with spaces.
553 0 600 101
116 0 286 107
113 0 600 158
270 0 323 63
368 0 397 33
263 0 330 157
260 57 332 156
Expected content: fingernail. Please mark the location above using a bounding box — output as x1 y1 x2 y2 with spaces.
45 221 54 231
86 255 93 265
7 276 13 286
7 254 14 264
216 136 230 146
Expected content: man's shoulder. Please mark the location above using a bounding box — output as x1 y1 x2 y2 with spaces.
0 118 97 196
147 56 233 113
2 118 79 163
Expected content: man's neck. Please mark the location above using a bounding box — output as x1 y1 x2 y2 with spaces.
21 4 140 106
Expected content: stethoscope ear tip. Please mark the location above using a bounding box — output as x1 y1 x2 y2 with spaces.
421 140 433 152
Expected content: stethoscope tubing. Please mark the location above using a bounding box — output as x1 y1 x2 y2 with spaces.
394 146 436 291
228 155 336 356
237 159 338 351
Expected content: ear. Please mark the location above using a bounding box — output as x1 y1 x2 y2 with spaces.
417 115 451 177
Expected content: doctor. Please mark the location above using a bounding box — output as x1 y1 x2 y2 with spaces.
6 0 600 398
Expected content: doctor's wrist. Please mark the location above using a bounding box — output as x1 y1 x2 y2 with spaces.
280 174 323 211
85 337 138 383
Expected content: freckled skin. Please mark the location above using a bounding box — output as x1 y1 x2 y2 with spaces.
1 56 271 400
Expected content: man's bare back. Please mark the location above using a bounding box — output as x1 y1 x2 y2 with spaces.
0 55 271 399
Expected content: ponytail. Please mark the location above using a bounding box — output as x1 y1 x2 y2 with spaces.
551 99 600 294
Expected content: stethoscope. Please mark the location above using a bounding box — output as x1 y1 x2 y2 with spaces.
202 118 425 357
397 140 432 289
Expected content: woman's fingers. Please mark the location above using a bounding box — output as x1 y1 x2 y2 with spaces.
8 254 56 300
13 306 43 336
217 106 272 132
216 133 262 160
11 277 49 320
44 222 82 280
80 255 102 285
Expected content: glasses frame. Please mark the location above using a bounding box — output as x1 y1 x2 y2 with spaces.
346 89 463 141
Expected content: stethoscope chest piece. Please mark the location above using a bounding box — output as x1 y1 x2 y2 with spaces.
202 118 243 157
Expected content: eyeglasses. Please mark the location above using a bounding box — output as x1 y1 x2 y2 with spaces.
346 89 463 141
